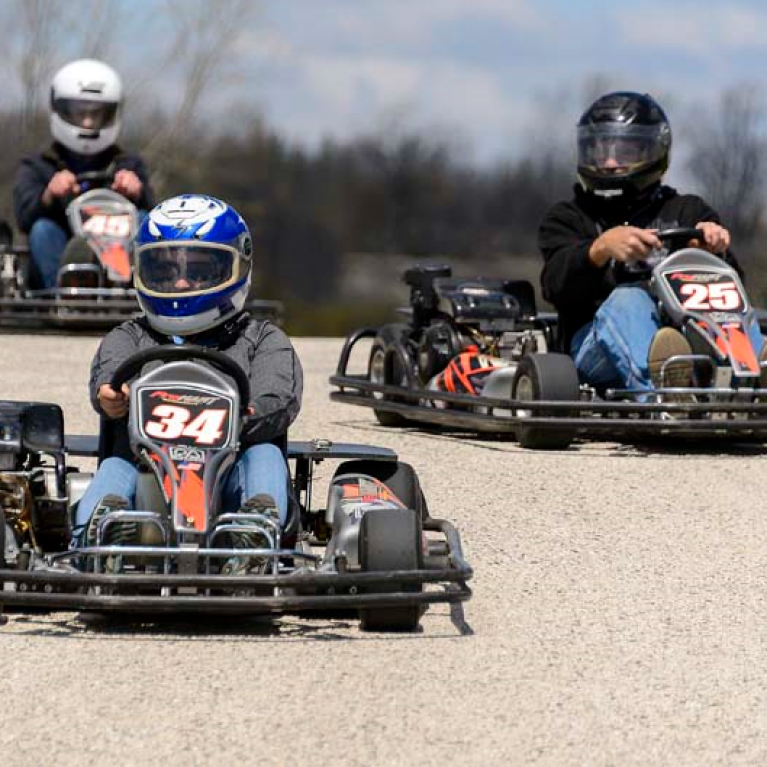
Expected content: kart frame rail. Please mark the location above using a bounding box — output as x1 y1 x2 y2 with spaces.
0 435 472 620
0 293 284 331
0 517 472 617
331 331 767 440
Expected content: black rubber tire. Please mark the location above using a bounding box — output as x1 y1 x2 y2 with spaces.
60 236 98 268
134 472 168 545
359 508 423 632
368 324 412 427
512 353 580 450
0 519 6 569
331 460 429 522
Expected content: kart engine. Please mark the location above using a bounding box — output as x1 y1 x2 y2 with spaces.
417 322 466 382
0 469 69 561
1 472 34 563
417 320 547 383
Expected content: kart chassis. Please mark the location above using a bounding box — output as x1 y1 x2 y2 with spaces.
0 406 471 622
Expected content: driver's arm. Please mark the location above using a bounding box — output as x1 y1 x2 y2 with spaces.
114 155 155 210
588 226 661 266
89 324 144 417
676 194 743 279
239 323 303 445
539 201 615 311
13 161 52 234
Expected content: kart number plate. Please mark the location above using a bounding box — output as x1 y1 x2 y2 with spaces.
664 270 745 312
83 213 132 238
138 386 234 449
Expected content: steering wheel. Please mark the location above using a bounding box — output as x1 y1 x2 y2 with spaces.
109 345 252 413
76 169 116 189
656 227 705 251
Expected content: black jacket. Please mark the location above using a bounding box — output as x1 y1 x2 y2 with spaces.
90 313 303 461
13 142 155 234
539 183 743 351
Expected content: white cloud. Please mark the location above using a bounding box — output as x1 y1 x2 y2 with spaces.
261 0 545 54
614 3 767 54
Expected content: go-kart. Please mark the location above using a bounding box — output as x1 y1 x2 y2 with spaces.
330 228 767 449
0 171 282 329
0 346 471 632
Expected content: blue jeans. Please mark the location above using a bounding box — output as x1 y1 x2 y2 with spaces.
572 285 765 390
29 218 68 289
571 286 659 391
73 443 290 543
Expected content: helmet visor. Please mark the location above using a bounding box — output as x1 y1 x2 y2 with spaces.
136 244 237 296
578 123 667 173
53 98 119 130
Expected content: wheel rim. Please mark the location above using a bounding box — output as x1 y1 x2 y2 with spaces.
515 374 535 418
370 348 387 401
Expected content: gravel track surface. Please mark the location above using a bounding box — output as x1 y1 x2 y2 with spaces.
2 334 767 766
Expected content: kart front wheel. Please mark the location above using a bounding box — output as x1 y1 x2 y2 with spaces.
368 325 412 427
359 508 423 632
512 353 580 450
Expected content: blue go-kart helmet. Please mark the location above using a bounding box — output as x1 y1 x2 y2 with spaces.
134 194 253 337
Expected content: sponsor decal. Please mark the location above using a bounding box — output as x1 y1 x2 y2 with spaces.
150 390 220 406
668 272 720 283
168 445 205 462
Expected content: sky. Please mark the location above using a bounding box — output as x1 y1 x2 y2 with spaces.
235 0 767 167
8 0 767 172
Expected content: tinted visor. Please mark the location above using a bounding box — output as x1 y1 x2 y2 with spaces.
53 98 119 130
137 245 235 295
578 123 666 172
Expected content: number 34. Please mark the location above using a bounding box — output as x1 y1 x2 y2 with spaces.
144 405 227 445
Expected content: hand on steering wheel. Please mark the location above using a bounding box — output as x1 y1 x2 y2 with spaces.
690 221 730 254
588 226 662 267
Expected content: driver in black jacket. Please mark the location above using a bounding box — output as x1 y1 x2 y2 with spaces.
538 91 756 391
13 59 154 289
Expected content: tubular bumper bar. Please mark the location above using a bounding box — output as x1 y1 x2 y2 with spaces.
0 519 472 616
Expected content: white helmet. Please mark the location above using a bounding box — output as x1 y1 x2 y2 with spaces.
50 59 122 156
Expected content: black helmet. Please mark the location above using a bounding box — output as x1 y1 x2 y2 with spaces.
577 91 671 199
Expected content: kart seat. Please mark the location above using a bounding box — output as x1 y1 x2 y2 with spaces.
503 279 537 317
0 220 13 251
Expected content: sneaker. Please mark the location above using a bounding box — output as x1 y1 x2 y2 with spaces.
220 494 280 576
648 328 693 390
85 494 133 547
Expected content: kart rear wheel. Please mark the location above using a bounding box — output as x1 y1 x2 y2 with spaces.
512 353 579 450
368 324 412 427
359 508 423 632
331 459 429 521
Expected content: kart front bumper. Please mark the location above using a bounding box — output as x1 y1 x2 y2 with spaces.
330 373 767 440
0 519 472 618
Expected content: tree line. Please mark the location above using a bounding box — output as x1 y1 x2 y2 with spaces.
1 1 766 332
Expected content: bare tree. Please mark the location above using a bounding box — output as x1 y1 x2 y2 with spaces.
70 0 122 60
0 0 63 146
140 0 259 185
685 84 767 244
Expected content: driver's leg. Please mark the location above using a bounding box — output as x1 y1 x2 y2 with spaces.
71 457 138 545
221 443 289 524
573 285 660 390
28 218 68 289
